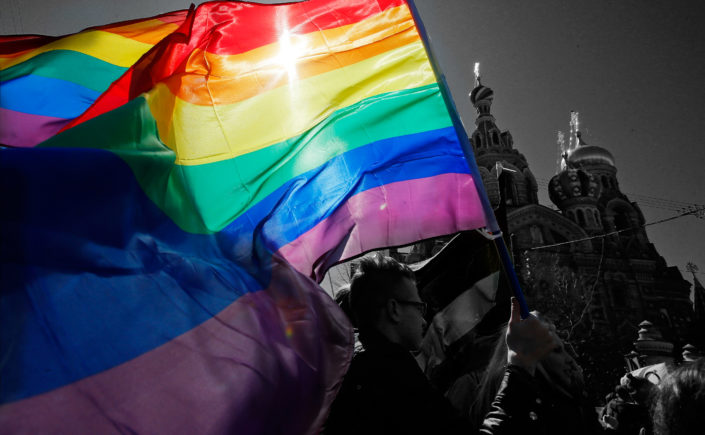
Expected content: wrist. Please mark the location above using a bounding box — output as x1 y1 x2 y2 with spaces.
508 352 537 376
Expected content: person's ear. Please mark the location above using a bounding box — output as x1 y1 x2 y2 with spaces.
385 298 401 323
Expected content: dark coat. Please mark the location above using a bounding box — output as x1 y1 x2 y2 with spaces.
481 366 603 435
323 332 468 435
480 365 542 434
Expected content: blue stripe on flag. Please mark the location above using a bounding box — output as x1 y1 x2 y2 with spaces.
0 75 101 118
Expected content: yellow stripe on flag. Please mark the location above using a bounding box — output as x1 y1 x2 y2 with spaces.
0 30 158 70
146 40 434 165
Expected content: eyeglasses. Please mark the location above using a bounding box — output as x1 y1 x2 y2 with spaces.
394 299 427 316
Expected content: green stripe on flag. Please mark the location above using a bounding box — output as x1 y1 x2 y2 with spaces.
41 83 453 234
1 50 127 92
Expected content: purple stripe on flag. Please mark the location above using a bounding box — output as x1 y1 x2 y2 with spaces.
0 258 353 435
278 173 487 281
0 107 70 148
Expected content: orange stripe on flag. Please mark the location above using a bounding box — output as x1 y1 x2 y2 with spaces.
99 18 185 45
167 26 419 106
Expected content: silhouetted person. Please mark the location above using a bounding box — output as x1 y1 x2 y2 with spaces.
324 254 558 434
600 372 658 434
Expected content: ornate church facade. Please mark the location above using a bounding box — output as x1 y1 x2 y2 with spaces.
466 79 698 362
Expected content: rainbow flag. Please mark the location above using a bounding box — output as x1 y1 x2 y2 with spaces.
0 0 490 433
0 10 188 148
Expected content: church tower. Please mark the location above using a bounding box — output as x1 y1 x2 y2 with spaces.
565 131 651 256
469 80 539 211
548 146 604 235
467 77 695 372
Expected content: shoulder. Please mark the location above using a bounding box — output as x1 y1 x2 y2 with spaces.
353 348 429 390
325 350 412 434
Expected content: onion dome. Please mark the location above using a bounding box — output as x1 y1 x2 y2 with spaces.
566 133 615 167
469 84 494 107
568 145 615 167
548 167 601 206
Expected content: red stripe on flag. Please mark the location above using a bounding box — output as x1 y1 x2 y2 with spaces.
189 0 405 56
61 0 409 132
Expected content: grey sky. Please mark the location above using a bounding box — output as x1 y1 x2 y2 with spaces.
3 0 703 286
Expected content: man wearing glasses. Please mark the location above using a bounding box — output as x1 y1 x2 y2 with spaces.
324 253 557 434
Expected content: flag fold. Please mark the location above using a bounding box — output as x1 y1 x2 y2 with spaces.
1 1 490 433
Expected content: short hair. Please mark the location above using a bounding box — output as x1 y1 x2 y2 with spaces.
334 285 353 325
348 253 415 335
651 357 705 435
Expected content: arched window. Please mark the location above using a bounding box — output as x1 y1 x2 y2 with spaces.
614 213 630 231
492 131 500 145
499 172 518 206
475 135 482 148
577 209 586 227
607 200 638 235
593 210 600 225
601 175 608 189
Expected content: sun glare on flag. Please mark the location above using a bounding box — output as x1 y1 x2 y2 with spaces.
276 28 301 81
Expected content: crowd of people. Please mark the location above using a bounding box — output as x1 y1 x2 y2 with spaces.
323 254 705 435
599 359 705 435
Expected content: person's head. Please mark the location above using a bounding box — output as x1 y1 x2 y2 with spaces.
533 314 584 394
622 373 655 405
348 253 426 351
651 357 705 435
334 284 353 325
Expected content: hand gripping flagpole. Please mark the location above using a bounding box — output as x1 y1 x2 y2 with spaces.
406 0 531 318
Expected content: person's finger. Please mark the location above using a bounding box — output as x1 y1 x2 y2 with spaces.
509 297 520 324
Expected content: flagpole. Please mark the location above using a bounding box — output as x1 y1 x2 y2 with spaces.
406 0 530 318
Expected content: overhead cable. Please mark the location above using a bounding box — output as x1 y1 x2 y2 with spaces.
526 206 705 251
